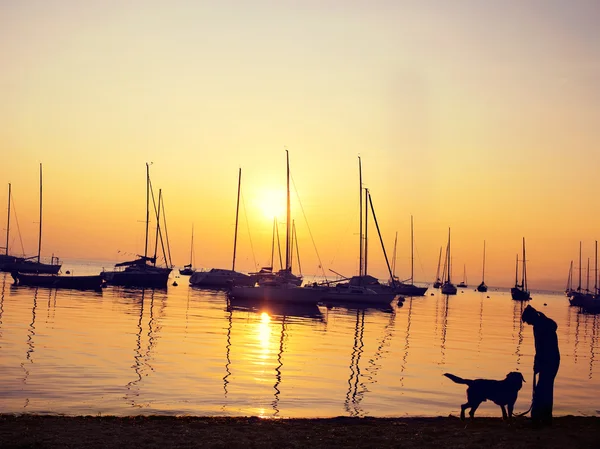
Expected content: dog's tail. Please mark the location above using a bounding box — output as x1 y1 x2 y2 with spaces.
443 373 473 385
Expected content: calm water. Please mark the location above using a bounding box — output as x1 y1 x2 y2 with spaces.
0 263 599 418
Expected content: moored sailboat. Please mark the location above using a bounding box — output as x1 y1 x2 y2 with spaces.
440 228 457 295
103 164 173 288
179 225 196 275
457 264 468 288
189 168 257 288
2 165 61 274
12 271 104 290
476 240 488 292
510 237 531 301
229 151 314 304
433 246 442 288
390 216 428 296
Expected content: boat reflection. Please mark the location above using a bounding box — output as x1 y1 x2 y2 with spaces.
124 288 166 408
345 309 366 417
22 287 39 408
399 298 413 387
0 275 5 338
590 314 597 380
439 295 450 366
222 306 232 399
513 300 525 366
227 297 323 321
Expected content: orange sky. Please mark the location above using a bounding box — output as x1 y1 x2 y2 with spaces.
1 1 599 290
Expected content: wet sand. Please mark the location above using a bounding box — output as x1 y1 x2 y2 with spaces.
1 415 599 448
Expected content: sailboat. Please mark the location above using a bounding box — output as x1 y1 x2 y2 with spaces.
510 237 531 301
476 240 488 292
179 225 196 275
457 264 468 288
103 163 172 288
440 228 457 295
0 183 18 269
189 168 257 288
433 246 442 288
2 165 61 274
565 260 573 297
229 151 323 304
390 216 428 296
257 152 303 287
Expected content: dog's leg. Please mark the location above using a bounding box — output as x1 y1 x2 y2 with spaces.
460 403 469 421
507 402 515 421
468 402 481 420
501 405 508 421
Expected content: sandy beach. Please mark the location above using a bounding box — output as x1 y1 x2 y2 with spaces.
1 415 599 448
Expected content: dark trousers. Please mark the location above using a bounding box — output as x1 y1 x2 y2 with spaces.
532 361 559 425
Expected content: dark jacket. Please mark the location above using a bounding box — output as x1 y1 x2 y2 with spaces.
533 312 560 373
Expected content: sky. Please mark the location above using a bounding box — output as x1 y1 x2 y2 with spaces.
0 0 599 290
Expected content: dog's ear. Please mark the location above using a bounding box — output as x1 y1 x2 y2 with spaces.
519 372 525 382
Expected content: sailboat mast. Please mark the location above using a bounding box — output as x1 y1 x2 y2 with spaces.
446 228 451 283
270 218 276 269
37 163 42 263
189 224 194 266
578 241 582 292
358 156 363 277
391 231 398 279
364 187 369 276
595 241 598 295
152 189 163 266
567 260 573 292
410 215 414 284
482 240 486 283
144 163 150 260
367 192 395 286
285 151 291 271
522 237 527 291
586 257 590 292
232 168 241 272
435 246 442 281
5 183 10 256
514 254 519 287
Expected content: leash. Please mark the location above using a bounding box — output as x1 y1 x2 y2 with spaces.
515 372 537 417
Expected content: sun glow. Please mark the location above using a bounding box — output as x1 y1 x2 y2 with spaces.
254 188 287 222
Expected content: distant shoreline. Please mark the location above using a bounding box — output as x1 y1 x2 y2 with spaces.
1 415 598 448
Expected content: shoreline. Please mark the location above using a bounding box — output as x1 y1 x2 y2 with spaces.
1 415 599 448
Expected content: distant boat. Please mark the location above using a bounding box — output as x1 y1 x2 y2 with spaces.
2 165 61 275
476 240 488 292
0 183 17 269
568 241 589 306
330 157 400 302
12 272 104 291
390 216 428 296
103 163 173 288
457 264 468 288
179 225 196 276
189 168 256 288
565 260 573 297
510 237 531 301
440 228 457 295
433 246 442 288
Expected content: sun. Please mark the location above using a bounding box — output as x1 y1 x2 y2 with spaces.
255 188 287 222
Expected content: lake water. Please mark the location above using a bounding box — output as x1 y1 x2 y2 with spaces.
0 262 598 418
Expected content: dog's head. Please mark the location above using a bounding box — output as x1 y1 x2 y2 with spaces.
505 371 526 390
